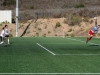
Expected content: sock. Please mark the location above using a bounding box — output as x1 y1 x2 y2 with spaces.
86 37 89 41
86 37 90 42
8 39 9 44
89 37 92 41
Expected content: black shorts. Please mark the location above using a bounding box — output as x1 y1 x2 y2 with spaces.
0 36 4 41
5 35 9 37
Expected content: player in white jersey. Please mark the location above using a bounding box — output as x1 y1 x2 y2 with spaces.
86 17 100 43
5 25 10 44
0 27 5 43
0 27 6 46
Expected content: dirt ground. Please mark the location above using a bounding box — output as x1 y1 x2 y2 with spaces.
0 17 100 37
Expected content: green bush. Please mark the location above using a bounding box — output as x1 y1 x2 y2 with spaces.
75 4 85 8
66 14 82 26
42 34 46 37
68 28 72 32
55 22 61 28
36 33 39 37
5 20 9 24
27 31 30 34
1 21 9 24
9 33 13 37
71 34 74 37
34 25 37 28
55 34 57 36
29 6 34 9
65 34 69 37
83 17 89 22
4 0 16 5
38 28 42 31
48 31 51 34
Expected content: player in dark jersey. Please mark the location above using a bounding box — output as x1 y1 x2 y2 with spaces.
86 17 100 43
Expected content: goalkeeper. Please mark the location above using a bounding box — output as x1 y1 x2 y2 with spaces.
86 17 100 43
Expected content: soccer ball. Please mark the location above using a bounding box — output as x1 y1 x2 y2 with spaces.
94 17 97 20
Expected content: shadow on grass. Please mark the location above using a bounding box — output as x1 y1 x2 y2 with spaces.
10 42 14 44
87 44 99 47
3 45 12 47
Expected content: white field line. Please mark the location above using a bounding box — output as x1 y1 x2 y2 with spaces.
37 38 100 56
37 43 79 44
56 54 100 56
37 43 56 55
37 42 100 56
66 38 100 45
1 73 100 75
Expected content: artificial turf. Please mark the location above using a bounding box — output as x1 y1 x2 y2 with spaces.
0 37 100 74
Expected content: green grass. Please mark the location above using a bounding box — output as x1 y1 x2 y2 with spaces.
0 37 100 74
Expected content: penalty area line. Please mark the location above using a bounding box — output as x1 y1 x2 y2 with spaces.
1 73 100 75
37 43 56 55
56 54 100 56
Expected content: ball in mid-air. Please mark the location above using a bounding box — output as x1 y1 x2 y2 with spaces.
94 17 97 20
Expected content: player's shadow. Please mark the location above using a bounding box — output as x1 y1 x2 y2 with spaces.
4 42 13 47
10 42 14 44
87 44 99 47
3 45 11 47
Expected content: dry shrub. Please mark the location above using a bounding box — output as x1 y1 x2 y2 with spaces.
66 14 82 26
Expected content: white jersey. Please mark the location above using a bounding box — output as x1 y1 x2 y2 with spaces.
91 25 98 34
0 30 5 37
5 28 9 35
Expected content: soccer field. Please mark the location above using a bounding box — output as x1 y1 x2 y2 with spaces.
0 37 100 75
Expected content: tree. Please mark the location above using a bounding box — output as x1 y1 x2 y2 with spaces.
1 0 5 6
1 0 16 6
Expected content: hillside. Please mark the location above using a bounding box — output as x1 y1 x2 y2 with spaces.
0 17 100 37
